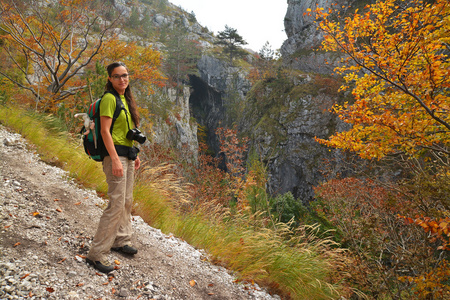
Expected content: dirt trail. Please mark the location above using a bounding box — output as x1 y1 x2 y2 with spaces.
0 125 279 300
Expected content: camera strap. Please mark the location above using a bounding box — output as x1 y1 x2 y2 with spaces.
115 93 132 132
124 108 132 132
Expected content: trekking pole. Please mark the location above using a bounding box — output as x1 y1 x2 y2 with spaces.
87 79 97 148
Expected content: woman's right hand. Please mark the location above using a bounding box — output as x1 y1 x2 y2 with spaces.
112 157 124 177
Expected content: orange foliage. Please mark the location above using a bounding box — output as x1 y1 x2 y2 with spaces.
215 126 250 209
101 40 166 94
312 0 450 159
314 177 448 297
311 2 450 293
215 126 248 178
0 0 165 119
399 260 450 299
400 215 450 250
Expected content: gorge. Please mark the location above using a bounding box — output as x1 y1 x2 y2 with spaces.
179 0 360 201
114 0 364 202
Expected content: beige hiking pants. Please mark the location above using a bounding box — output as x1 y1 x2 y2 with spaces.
87 156 134 262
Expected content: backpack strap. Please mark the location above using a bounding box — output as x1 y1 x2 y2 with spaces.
104 90 126 133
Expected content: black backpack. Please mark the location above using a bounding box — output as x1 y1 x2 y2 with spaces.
78 91 125 161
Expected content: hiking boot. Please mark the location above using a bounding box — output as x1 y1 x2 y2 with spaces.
111 245 138 255
86 258 114 273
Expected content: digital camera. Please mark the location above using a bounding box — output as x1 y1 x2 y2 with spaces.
126 128 146 144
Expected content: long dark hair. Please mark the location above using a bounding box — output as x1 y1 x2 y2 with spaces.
105 62 140 127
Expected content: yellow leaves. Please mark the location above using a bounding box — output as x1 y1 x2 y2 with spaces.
402 216 450 241
440 222 449 235
314 0 450 159
0 0 133 112
398 260 450 298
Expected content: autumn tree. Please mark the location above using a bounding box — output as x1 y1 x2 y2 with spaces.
0 0 122 110
310 1 450 296
314 176 448 298
313 0 449 159
215 126 250 209
215 25 248 64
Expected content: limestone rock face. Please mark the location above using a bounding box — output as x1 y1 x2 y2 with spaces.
170 88 198 160
244 75 351 201
196 55 251 96
281 0 359 74
249 0 363 200
190 55 251 152
189 54 350 201
283 0 331 46
268 97 350 201
196 55 230 93
152 87 199 163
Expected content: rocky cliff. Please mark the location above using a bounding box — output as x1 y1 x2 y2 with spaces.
242 72 351 201
172 0 357 201
189 55 252 152
151 87 199 162
281 0 369 74
186 58 351 201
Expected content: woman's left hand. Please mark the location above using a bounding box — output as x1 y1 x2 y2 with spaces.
134 156 141 170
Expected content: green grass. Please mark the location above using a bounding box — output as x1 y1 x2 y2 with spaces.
0 104 345 299
0 106 108 192
177 213 341 298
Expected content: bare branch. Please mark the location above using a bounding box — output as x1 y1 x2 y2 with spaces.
0 0 124 104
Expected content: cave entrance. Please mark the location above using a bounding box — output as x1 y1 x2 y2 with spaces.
188 75 224 155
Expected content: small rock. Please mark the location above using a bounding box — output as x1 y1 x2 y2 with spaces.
67 291 80 299
3 137 16 146
4 285 15 293
119 287 129 297
67 271 77 277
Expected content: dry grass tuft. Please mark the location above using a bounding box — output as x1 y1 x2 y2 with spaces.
0 105 349 299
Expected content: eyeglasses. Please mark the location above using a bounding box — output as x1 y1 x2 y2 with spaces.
111 73 129 80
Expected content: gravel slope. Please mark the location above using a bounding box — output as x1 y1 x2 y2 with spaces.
0 125 280 300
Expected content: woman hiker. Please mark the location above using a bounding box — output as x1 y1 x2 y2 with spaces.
86 62 143 273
